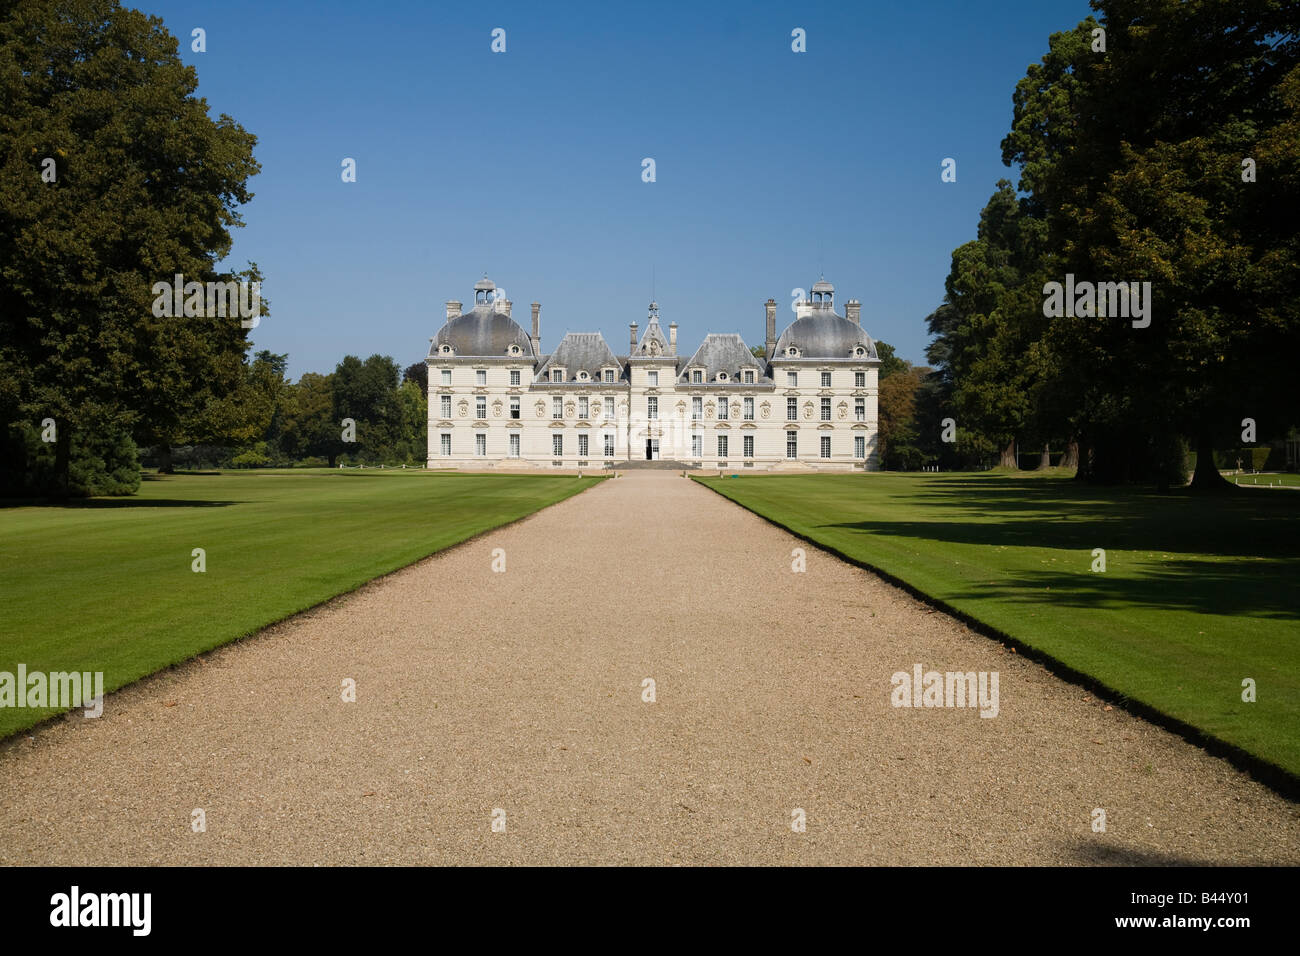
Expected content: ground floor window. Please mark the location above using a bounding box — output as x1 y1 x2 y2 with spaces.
820 435 831 458
692 435 702 458
717 435 728 458
855 435 865 459
553 434 563 456
509 434 520 458
578 434 589 456
743 435 754 457
475 433 486 456
786 431 797 458
604 433 614 457
440 433 451 456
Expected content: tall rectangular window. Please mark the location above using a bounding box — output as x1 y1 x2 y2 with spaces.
604 369 615 383
578 434 588 457
440 433 451 456
786 431 797 459
579 397 589 419
743 435 754 458
717 435 728 458
855 399 865 421
553 434 563 456
692 397 702 421
604 434 614 457
476 369 487 386
475 433 486 456
440 394 452 418
855 435 865 459
787 398 797 421
692 435 702 458
855 371 865 388
787 372 797 387
821 371 832 387
647 396 658 420
509 434 520 458
510 369 520 386
441 369 452 386
692 370 702 384
510 397 520 419
820 435 831 458
552 369 562 383
476 396 486 419
743 397 754 421
648 370 658 386
605 397 615 419
820 397 831 421
553 397 563 419
744 370 754 384
717 397 728 420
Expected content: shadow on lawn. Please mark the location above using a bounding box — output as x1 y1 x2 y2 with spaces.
0 498 236 509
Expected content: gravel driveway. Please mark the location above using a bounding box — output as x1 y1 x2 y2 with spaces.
2 470 1296 865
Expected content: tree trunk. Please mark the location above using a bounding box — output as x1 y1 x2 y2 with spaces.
157 443 174 474
54 422 72 498
1036 443 1051 469
1189 430 1234 494
999 438 1017 469
1060 439 1079 471
328 453 337 468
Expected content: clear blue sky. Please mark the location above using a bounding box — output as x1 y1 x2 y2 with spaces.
143 0 1096 378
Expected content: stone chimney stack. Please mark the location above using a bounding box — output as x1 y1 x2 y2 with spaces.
446 300 462 320
530 302 541 355
765 299 777 354
669 322 677 356
630 321 639 350
501 299 512 317
845 299 861 325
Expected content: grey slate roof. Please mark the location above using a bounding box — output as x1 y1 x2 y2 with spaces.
535 332 620 381
772 310 877 360
429 304 535 358
632 319 670 357
679 333 764 383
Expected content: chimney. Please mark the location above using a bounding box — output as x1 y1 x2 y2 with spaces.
501 299 512 317
845 299 861 325
446 300 462 320
669 322 677 356
530 302 541 355
630 321 638 349
764 299 777 353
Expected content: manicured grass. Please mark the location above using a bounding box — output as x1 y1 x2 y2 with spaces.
1225 472 1300 488
0 470 601 738
696 472 1300 780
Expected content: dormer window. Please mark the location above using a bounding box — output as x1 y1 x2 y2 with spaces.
440 344 453 355
855 346 865 357
718 372 728 382
692 370 702 384
551 369 563 383
786 346 799 357
578 371 589 381
744 370 754 384
603 369 615 383
509 344 520 355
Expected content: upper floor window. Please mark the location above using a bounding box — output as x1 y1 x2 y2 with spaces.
647 370 658 386
510 397 520 419
855 399 865 421
440 394 452 418
578 397 589 419
510 369 521 386
787 397 797 421
855 371 866 388
476 396 487 419
717 397 728 420
605 396 615 419
551 369 563 383
692 397 702 421
604 369 615 383
441 369 452 385
743 397 754 421
647 396 658 420
820 397 831 421
552 397 563 419
476 369 487 386
692 370 703 384
744 370 754 384
821 371 832 388
787 371 797 387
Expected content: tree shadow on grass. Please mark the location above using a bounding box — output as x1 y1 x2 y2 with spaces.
0 498 236 510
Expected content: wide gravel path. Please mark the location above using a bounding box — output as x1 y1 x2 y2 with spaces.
2 470 1296 865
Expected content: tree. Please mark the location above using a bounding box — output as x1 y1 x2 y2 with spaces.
0 0 263 494
332 355 402 462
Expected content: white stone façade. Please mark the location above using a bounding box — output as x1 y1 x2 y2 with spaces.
426 276 880 470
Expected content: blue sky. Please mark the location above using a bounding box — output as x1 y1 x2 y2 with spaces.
143 0 1097 378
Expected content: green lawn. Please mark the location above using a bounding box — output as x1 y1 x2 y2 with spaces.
696 472 1300 781
0 469 600 738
